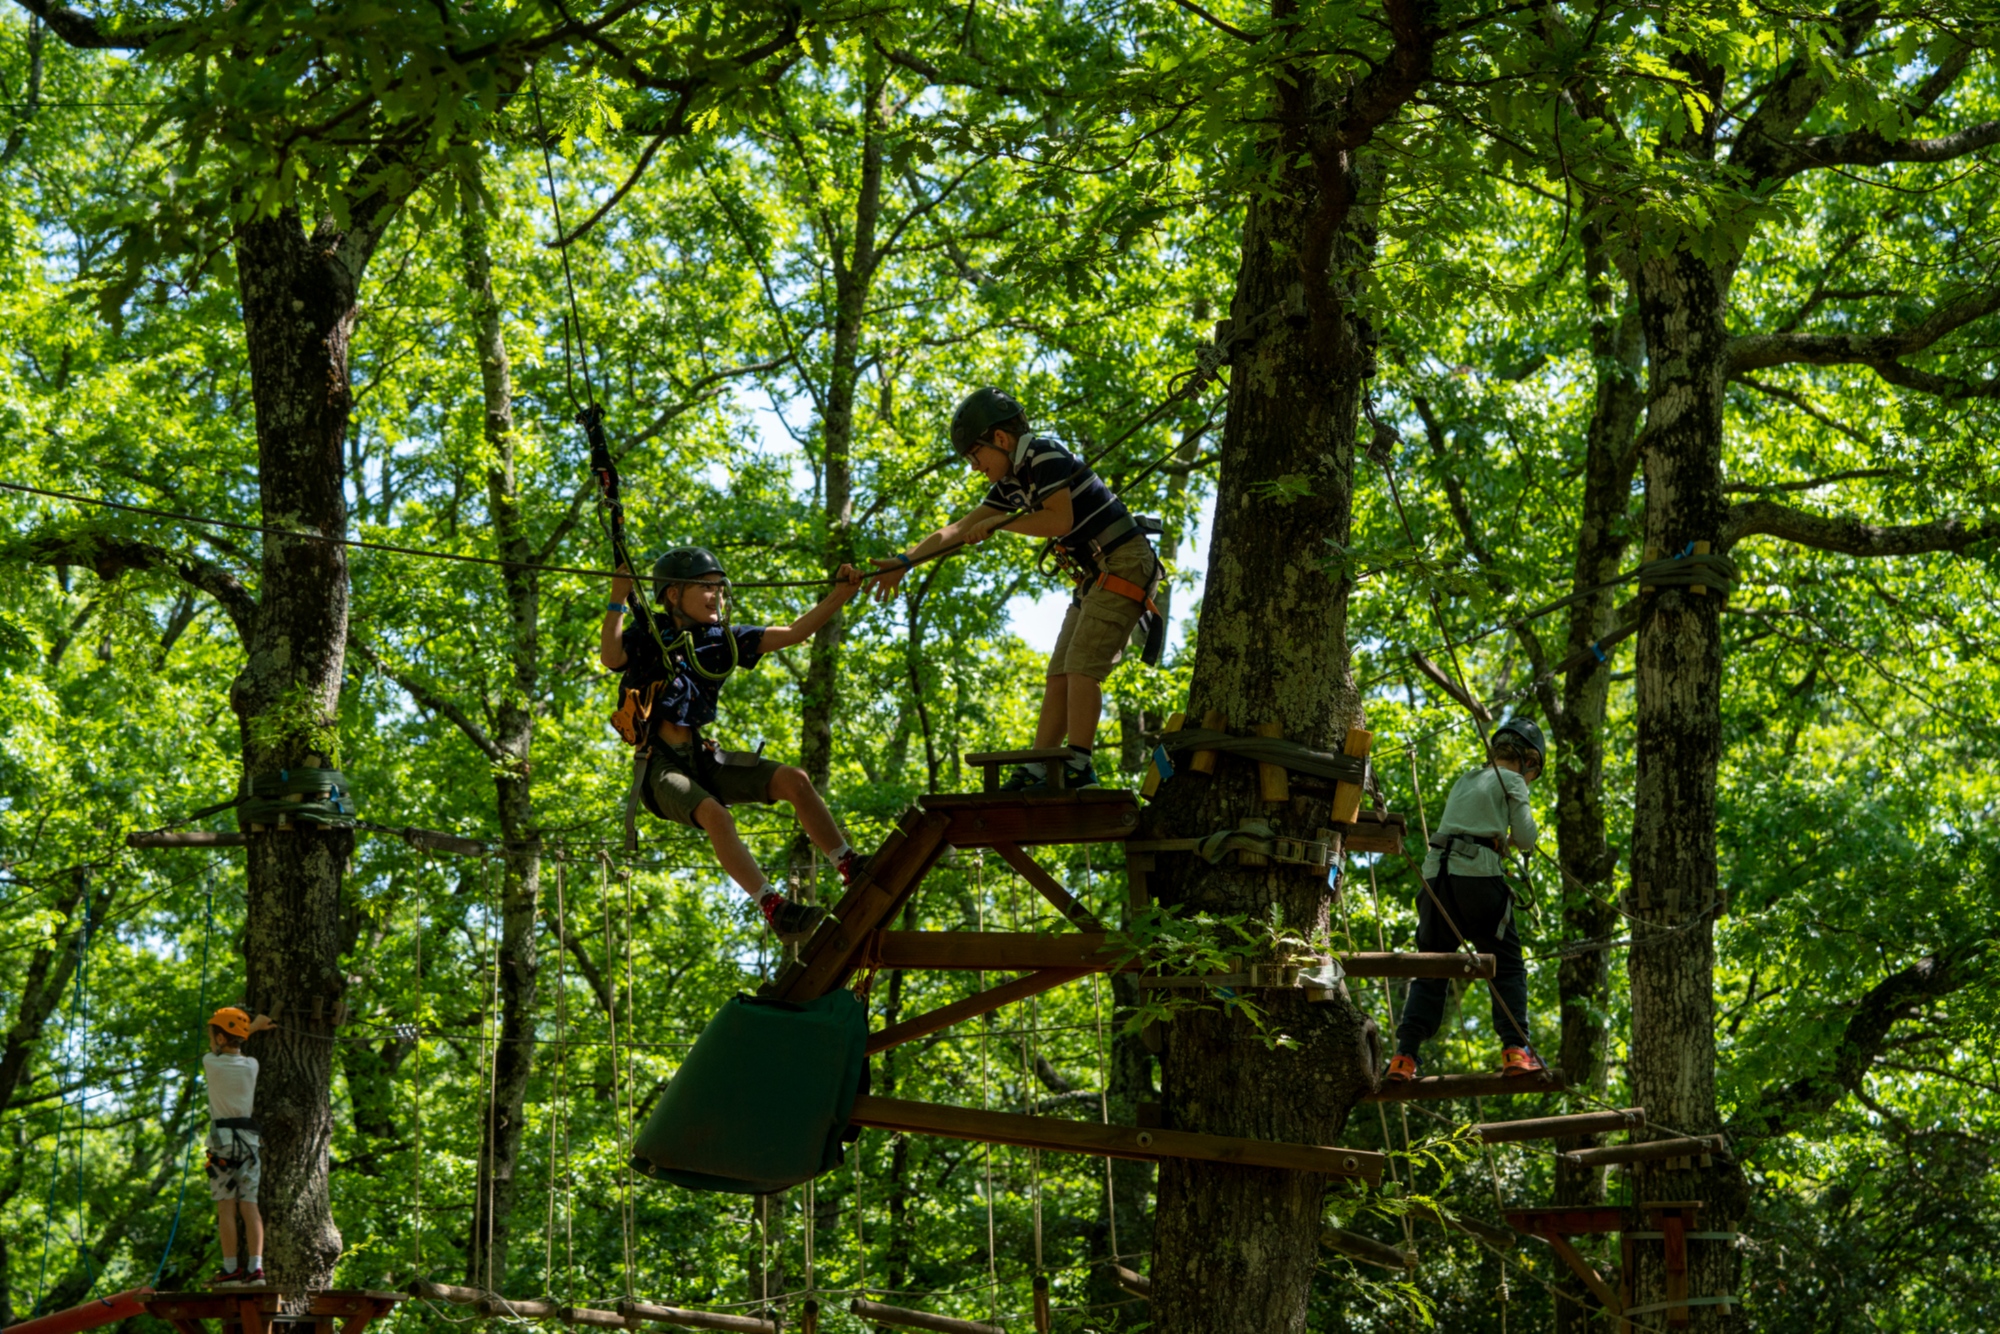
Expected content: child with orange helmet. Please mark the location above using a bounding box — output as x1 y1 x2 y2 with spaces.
204 1005 274 1285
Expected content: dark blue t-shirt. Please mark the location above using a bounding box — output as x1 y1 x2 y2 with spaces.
619 619 765 730
980 434 1131 561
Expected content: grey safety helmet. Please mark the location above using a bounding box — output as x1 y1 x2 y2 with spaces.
1491 717 1547 771
950 386 1028 457
651 546 728 606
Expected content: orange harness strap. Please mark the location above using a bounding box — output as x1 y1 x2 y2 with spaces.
1092 570 1159 614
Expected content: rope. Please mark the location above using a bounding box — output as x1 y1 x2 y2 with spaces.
412 861 428 1273
149 875 214 1288
544 861 567 1301
481 860 503 1296
528 68 596 411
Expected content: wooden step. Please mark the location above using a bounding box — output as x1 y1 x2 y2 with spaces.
849 1095 1384 1183
1364 1068 1566 1102
1341 808 1407 855
872 931 1496 983
1341 951 1494 979
1475 1107 1644 1144
1561 1135 1726 1167
848 1299 1001 1334
921 790 1140 848
620 1298 781 1333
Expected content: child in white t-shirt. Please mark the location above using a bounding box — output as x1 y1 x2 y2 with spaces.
203 1006 273 1285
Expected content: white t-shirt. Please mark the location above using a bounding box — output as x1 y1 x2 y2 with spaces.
202 1051 260 1121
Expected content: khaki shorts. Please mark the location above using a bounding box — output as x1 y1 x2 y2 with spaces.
207 1128 261 1203
1047 538 1159 682
644 743 782 827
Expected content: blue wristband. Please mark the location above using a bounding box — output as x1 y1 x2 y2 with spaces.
894 552 914 569
606 602 627 613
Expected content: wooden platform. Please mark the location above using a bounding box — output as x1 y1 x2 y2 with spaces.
144 1289 402 1334
405 1281 775 1333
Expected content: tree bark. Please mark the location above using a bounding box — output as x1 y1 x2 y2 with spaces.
233 198 396 1290
459 181 542 1295
1627 54 1750 1312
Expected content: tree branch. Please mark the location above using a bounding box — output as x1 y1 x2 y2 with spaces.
1730 944 1986 1142
1777 118 2000 179
9 0 169 50
17 531 256 641
1727 286 2000 375
348 631 505 764
1722 500 2000 557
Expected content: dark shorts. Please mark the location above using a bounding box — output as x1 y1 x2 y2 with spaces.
642 742 782 827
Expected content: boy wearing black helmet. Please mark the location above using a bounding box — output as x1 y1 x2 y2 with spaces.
869 387 1161 792
1386 717 1549 1081
601 546 866 940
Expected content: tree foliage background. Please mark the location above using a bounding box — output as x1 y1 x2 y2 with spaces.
1 0 1995 1330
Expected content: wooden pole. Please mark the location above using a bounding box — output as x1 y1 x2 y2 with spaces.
1320 1227 1415 1273
1108 1265 1151 1299
479 1297 561 1318
847 1299 1003 1334
1561 1136 1725 1167
1364 1068 1566 1103
866 969 1088 1054
618 1299 779 1333
1188 709 1227 774
993 842 1103 931
404 1280 482 1305
1474 1108 1644 1144
849 1094 1385 1183
1032 1276 1050 1333
1340 951 1494 978
561 1308 630 1329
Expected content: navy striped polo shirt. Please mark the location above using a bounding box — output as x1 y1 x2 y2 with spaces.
981 435 1132 562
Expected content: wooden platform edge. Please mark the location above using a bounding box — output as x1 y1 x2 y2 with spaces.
1364 1069 1567 1103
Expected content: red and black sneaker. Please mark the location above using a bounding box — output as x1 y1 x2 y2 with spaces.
759 891 825 942
1500 1045 1547 1077
837 850 871 889
211 1266 248 1287
235 1267 265 1287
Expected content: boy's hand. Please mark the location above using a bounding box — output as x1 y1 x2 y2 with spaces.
868 555 912 603
610 564 634 605
832 564 864 603
247 1014 275 1035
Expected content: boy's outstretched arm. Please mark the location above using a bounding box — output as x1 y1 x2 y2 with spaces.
867 491 1072 602
760 565 864 652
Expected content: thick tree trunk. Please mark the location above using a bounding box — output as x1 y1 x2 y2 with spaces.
1628 236 1748 1328
1145 160 1381 1327
234 209 371 1291
459 184 543 1295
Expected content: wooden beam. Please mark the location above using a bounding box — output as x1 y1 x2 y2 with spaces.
848 1300 1003 1334
877 930 1121 971
403 1280 481 1306
1475 1108 1644 1144
924 790 1141 849
964 747 1075 768
1340 951 1494 979
1329 727 1373 826
1188 709 1228 774
993 841 1104 931
1341 808 1406 855
1503 1206 1627 1236
1107 1265 1151 1299
1408 1204 1517 1249
1321 1227 1415 1272
1544 1232 1624 1316
1562 1136 1725 1168
1252 721 1290 803
127 831 248 848
778 809 955 1001
866 969 1089 1055
618 1299 778 1333
479 1297 560 1318
1365 1068 1567 1103
850 1095 1385 1184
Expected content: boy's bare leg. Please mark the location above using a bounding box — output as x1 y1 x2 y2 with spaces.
240 1202 264 1260
217 1202 238 1257
1032 675 1068 748
1064 674 1103 750
691 800 766 898
767 767 848 857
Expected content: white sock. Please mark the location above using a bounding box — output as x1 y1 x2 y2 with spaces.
831 842 853 861
248 1254 262 1272
1022 761 1047 778
1067 747 1094 768
222 1255 237 1272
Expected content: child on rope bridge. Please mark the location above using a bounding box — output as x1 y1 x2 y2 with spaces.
204 1005 274 1286
1385 718 1549 1081
602 547 868 941
867 387 1163 792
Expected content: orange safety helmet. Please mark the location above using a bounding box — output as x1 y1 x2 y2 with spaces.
209 1007 252 1040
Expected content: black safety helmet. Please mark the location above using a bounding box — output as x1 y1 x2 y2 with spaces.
949 386 1028 457
651 546 728 605
1491 717 1547 770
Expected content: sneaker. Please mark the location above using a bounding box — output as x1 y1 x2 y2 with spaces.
235 1267 265 1286
1501 1046 1547 1077
759 892 825 942
999 764 1045 792
836 850 871 889
1384 1053 1418 1082
211 1267 248 1286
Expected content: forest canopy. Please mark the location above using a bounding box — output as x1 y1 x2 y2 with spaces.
0 0 1995 1331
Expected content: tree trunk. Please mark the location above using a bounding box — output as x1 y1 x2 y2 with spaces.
794 85 881 868
1145 157 1381 1326
234 207 373 1291
461 187 542 1294
1627 227 1748 1330
1548 228 1645 1332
